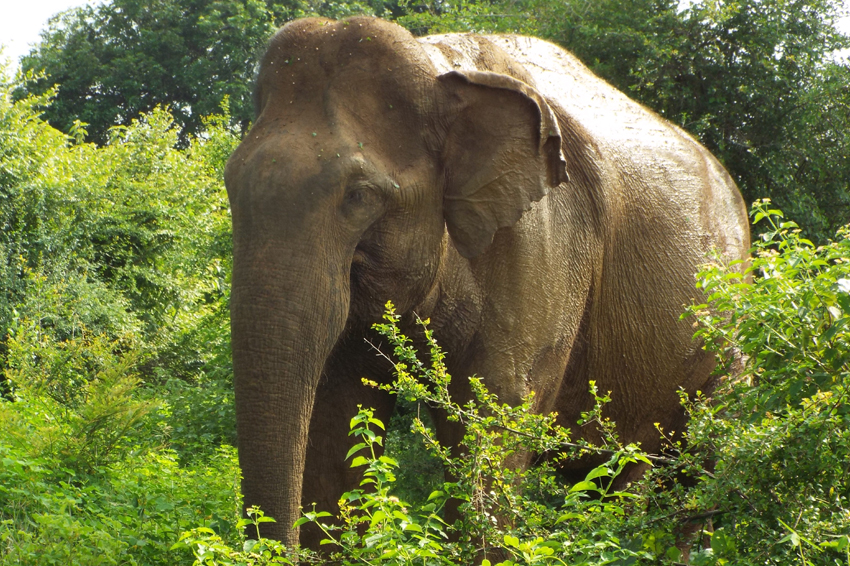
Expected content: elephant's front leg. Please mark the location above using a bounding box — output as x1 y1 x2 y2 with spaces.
298 347 396 550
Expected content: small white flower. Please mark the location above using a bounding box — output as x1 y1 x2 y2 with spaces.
838 278 850 293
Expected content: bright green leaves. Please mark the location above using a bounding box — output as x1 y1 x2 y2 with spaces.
0 71 241 566
691 199 850 415
295 404 453 565
682 199 850 565
176 506 300 565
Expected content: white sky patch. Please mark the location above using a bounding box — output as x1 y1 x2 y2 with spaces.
1 0 105 70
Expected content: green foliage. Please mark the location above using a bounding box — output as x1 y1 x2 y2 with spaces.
0 440 242 566
175 507 302 565
12 0 407 145
16 0 275 144
0 64 241 565
1 65 236 377
679 200 850 565
297 406 454 565
267 0 402 23
628 0 850 242
383 402 444 506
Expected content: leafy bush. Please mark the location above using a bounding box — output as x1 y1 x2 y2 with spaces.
383 401 443 507
1 65 241 565
680 200 850 565
0 439 242 566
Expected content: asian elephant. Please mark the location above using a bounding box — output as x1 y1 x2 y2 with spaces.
224 16 749 547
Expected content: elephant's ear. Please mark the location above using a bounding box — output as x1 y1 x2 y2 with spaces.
437 70 569 259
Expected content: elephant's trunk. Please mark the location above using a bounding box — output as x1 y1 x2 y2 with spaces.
230 237 349 545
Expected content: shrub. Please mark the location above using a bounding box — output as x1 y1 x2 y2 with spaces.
680 200 850 565
178 306 669 566
0 66 241 566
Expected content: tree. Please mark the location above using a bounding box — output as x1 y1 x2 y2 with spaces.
17 0 275 144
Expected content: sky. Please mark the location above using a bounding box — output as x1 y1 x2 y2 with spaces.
2 0 849 70
1 0 105 68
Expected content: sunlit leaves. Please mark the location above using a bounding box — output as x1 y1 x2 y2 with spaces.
683 200 850 565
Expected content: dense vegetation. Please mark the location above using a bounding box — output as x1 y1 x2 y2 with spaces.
1 0 849 563
0 65 241 564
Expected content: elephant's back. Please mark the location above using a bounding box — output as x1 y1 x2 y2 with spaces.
486 36 721 204
421 33 682 160
491 35 749 260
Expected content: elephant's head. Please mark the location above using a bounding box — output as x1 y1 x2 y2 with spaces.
224 16 567 544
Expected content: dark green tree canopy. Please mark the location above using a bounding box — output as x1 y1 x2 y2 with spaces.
17 0 276 144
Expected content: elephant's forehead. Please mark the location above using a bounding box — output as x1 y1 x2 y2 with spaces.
246 100 430 191
256 18 435 115
244 110 390 172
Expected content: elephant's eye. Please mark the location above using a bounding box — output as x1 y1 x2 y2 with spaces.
345 187 371 205
341 182 383 224
343 183 379 208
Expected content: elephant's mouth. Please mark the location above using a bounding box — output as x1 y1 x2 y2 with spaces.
352 245 369 267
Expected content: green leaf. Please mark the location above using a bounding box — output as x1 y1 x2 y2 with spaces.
503 534 520 548
427 490 445 501
556 512 583 523
569 480 600 493
243 539 259 552
583 466 612 481
370 509 386 524
346 442 367 460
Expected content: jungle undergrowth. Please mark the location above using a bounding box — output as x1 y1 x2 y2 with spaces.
178 306 686 565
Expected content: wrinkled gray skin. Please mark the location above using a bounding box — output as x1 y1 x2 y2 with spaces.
224 16 749 547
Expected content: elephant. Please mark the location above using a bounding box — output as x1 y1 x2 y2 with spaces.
224 16 750 547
